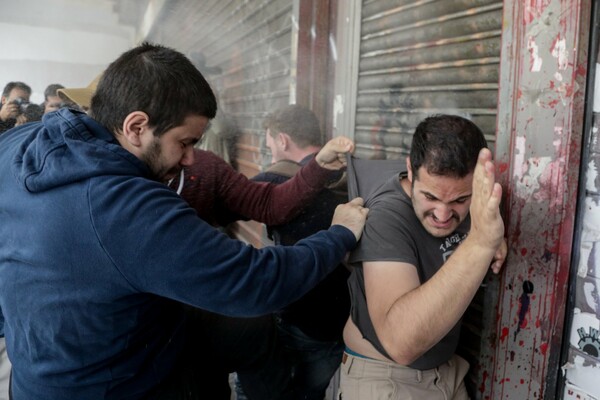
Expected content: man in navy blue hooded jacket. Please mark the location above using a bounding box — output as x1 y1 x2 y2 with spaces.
0 42 368 400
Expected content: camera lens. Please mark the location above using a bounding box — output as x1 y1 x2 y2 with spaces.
11 97 30 114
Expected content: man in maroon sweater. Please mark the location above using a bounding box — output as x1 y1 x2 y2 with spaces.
171 143 347 227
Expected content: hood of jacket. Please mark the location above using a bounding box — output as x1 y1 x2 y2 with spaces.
10 108 151 193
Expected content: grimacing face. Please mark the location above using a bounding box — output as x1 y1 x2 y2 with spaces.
408 166 473 238
139 115 209 183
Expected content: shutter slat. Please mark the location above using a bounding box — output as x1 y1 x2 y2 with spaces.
355 0 502 160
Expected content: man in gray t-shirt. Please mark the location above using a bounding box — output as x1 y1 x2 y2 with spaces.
340 114 507 400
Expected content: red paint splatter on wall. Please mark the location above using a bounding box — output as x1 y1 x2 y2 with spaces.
500 327 509 342
479 370 489 394
540 342 548 355
523 0 550 25
521 248 528 256
520 318 529 329
564 83 574 98
547 99 560 108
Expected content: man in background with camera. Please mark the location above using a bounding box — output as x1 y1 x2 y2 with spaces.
0 81 32 134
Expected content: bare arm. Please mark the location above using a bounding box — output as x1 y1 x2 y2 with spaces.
366 148 506 365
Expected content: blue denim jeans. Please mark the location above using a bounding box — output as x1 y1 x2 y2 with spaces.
147 307 292 400
234 315 344 400
277 317 344 399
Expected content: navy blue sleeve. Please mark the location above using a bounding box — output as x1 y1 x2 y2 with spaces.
91 180 357 317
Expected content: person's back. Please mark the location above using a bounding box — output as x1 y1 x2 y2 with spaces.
0 110 192 398
257 164 350 342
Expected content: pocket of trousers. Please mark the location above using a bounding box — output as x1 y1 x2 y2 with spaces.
340 353 354 376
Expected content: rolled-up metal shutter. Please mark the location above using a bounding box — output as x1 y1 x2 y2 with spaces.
145 0 294 177
354 0 503 159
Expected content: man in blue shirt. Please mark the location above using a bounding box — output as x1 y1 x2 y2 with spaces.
0 42 368 400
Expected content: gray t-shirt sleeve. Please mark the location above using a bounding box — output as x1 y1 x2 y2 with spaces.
349 176 421 278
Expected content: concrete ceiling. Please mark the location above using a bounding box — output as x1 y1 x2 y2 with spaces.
0 0 150 40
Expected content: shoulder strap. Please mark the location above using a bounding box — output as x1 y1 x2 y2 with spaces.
264 160 302 178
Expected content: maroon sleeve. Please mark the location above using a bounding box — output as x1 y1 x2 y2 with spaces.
176 149 334 226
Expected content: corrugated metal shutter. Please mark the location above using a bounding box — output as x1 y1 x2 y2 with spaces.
354 0 503 159
145 0 294 177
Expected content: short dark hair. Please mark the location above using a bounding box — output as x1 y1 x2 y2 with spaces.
90 42 217 138
410 114 488 179
2 82 32 98
44 84 65 100
264 104 322 147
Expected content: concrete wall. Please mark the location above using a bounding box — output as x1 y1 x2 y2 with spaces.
0 0 135 103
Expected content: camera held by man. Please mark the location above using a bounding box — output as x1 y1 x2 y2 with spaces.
11 97 30 115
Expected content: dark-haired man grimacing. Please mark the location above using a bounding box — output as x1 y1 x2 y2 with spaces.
340 115 507 400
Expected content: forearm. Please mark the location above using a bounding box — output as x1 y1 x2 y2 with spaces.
378 237 496 364
230 158 333 225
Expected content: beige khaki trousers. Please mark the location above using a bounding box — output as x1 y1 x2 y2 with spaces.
339 352 470 400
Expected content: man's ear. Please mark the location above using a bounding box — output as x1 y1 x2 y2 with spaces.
278 132 290 150
406 157 413 183
121 111 150 148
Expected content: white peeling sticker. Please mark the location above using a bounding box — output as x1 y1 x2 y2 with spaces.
594 64 600 112
515 156 551 199
528 37 543 72
583 281 599 313
513 136 526 179
578 242 593 278
552 38 568 70
586 159 599 193
582 197 600 242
